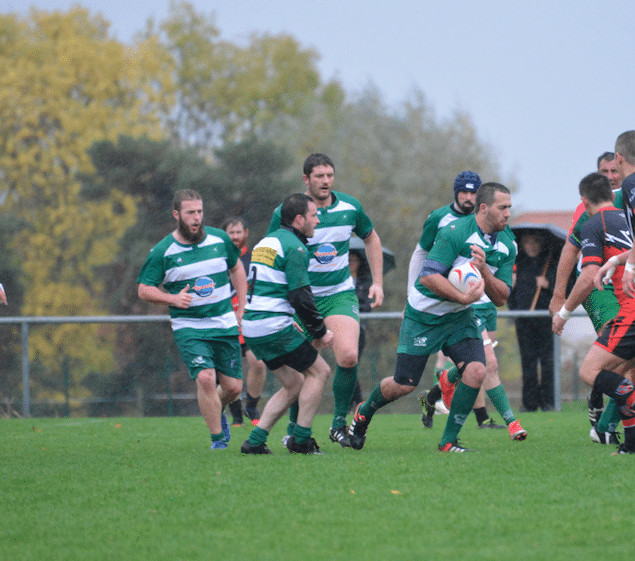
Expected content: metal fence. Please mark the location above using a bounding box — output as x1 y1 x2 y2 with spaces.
0 309 589 418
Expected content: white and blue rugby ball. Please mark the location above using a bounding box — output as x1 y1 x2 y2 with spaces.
448 261 482 293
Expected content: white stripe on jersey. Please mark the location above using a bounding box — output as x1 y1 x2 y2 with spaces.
253 236 285 256
311 277 355 297
164 257 232 284
250 264 287 285
309 221 355 244
242 315 294 338
247 294 295 314
188 283 232 307
407 289 469 316
171 310 237 331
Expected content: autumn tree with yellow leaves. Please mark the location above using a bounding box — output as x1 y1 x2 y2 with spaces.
0 7 174 407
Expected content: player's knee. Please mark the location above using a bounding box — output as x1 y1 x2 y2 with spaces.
578 364 596 386
385 378 415 400
196 370 217 392
338 348 358 369
315 360 331 382
224 377 243 400
463 361 486 386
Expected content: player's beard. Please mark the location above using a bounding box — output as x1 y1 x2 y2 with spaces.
178 218 205 243
457 200 474 215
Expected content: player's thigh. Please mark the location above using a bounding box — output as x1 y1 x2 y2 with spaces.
272 364 304 391
324 314 360 357
580 344 623 385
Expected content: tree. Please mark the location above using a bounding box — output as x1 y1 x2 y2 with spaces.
0 8 174 404
158 1 344 151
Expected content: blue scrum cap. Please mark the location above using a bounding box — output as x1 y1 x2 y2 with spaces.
453 171 481 196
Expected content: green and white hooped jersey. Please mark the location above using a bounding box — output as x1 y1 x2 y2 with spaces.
137 227 240 340
417 203 465 254
242 228 312 342
268 191 374 298
406 214 516 320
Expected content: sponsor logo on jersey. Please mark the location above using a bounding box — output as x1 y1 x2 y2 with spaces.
252 246 277 267
413 336 428 347
193 276 215 297
314 243 337 264
191 356 206 366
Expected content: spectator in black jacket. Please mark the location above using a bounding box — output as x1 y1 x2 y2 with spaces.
509 233 558 412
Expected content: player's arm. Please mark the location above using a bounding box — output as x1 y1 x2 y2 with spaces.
594 251 629 290
407 244 427 289
361 229 384 308
548 240 580 316
408 215 439 289
469 245 509 307
228 260 248 324
419 260 484 305
623 245 635 298
0 283 6 305
288 286 333 349
138 283 193 309
552 264 598 335
286 246 333 348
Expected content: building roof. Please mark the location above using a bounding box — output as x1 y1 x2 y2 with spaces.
511 211 574 232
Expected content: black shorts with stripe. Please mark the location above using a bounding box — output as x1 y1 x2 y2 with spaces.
595 314 635 361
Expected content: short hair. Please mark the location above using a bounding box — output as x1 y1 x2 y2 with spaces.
173 189 202 212
579 173 612 204
221 216 248 231
615 131 635 165
597 151 615 169
303 153 335 177
280 193 313 226
475 182 510 208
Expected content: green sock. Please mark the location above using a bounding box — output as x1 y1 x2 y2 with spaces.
248 426 269 446
287 401 299 435
597 398 621 433
286 422 297 436
359 383 391 420
486 385 515 424
211 432 224 442
291 424 312 444
446 365 461 385
440 382 479 446
332 365 358 428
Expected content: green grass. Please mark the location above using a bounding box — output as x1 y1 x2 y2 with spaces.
2 411 632 561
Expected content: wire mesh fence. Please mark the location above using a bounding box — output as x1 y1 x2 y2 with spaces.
0 310 594 418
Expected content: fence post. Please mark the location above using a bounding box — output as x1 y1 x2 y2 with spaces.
21 321 30 418
554 332 561 412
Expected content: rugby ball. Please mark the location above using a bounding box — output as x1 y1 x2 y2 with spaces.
448 261 482 293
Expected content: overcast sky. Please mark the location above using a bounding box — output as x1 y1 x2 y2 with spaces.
5 0 634 214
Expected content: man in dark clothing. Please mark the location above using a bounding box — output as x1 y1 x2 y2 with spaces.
509 233 558 411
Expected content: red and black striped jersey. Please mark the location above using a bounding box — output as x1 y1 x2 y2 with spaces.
581 206 633 307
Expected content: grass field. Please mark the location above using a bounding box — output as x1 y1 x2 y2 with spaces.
2 408 632 561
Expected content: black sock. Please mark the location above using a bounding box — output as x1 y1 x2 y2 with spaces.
228 399 242 421
473 406 489 426
246 394 259 409
594 371 635 448
594 370 635 408
427 385 442 405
